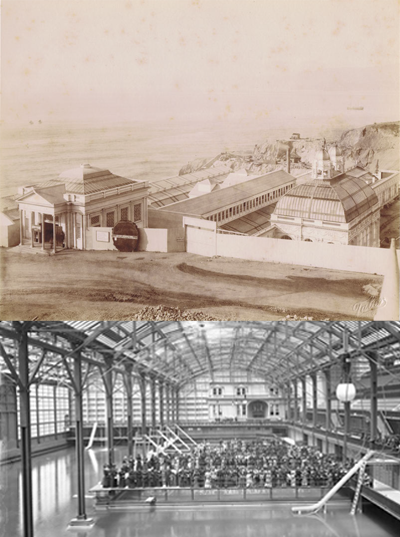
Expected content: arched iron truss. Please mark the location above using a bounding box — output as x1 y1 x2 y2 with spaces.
0 321 399 390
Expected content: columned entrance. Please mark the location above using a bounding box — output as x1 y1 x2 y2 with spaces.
20 209 68 253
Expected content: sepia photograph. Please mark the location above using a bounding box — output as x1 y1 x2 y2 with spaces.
0 0 399 321
1 3 400 536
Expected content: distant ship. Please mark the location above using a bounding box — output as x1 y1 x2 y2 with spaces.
347 107 364 110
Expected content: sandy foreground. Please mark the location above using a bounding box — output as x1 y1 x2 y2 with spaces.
0 248 383 321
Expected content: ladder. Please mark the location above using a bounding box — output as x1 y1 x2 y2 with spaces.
350 459 367 515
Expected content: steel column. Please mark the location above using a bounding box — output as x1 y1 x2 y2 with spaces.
324 368 331 452
165 384 170 425
293 380 299 422
139 373 147 435
343 401 350 462
171 388 175 423
286 382 292 421
159 382 164 426
301 377 307 424
368 352 378 449
125 364 133 457
74 352 87 519
53 384 58 439
103 360 114 466
312 374 318 428
175 388 179 423
150 377 156 430
17 325 34 537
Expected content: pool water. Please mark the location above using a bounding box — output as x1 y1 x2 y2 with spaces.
0 446 398 537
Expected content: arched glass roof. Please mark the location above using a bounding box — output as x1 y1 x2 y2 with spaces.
1 321 399 389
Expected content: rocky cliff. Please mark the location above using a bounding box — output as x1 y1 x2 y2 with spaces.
339 121 399 171
179 121 399 175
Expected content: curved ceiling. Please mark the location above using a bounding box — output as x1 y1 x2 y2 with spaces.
1 321 399 389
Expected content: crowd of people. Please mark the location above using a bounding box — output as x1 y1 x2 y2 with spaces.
101 439 351 489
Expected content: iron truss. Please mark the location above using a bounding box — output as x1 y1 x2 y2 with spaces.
0 321 399 389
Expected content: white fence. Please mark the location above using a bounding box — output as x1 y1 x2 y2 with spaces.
183 217 399 319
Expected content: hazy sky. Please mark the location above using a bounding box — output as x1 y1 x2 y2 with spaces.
2 0 399 124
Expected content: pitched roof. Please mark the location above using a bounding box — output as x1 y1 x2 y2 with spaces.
16 184 67 206
55 164 138 194
220 204 277 235
148 164 231 207
159 170 295 216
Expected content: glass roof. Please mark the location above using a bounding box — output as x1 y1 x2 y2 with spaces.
0 321 399 388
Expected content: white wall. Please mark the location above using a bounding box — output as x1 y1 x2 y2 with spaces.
85 227 184 253
138 228 168 253
85 227 116 250
215 232 397 275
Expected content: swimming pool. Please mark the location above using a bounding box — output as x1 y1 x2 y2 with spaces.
1 446 398 537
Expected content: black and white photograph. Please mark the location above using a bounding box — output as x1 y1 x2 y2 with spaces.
0 0 399 321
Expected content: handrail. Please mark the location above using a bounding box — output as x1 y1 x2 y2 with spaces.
144 435 161 452
291 450 375 515
174 424 197 446
165 425 191 451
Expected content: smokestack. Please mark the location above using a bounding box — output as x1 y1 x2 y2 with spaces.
286 147 291 174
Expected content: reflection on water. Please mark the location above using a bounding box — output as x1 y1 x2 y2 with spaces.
91 506 398 537
0 446 398 537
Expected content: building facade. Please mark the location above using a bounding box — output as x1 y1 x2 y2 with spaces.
16 164 149 253
271 149 381 246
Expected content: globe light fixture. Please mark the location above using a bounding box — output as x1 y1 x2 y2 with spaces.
336 382 356 403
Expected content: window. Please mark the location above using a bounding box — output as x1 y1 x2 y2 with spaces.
134 204 142 222
106 211 115 227
212 386 223 396
236 386 246 396
19 384 70 440
91 215 100 227
121 207 129 221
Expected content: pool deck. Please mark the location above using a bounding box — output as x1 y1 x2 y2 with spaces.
358 479 400 521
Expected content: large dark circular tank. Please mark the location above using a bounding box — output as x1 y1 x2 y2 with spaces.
112 221 139 252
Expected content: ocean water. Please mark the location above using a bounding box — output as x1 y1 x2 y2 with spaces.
0 119 348 198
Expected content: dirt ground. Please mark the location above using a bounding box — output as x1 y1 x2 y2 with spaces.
0 248 383 321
